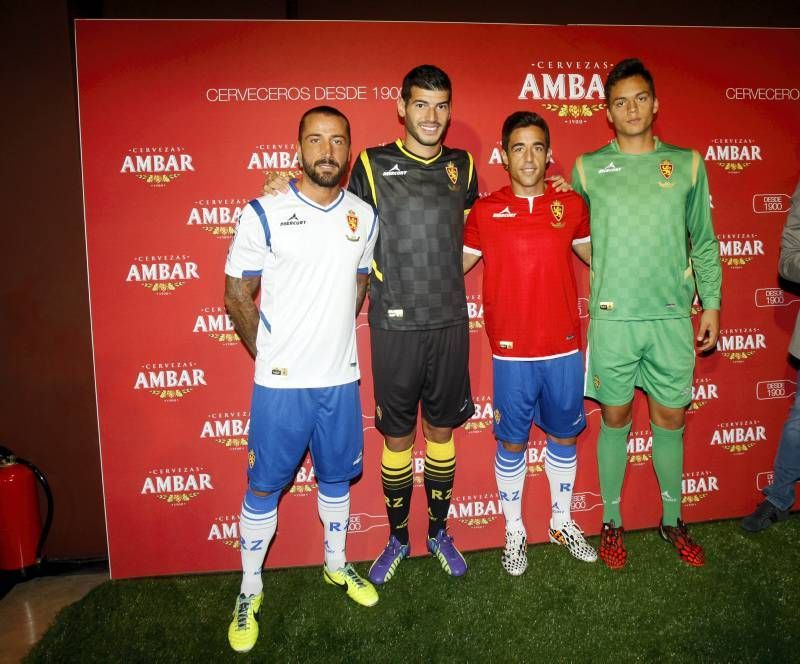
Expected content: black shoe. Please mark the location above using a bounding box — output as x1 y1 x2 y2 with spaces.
741 499 789 533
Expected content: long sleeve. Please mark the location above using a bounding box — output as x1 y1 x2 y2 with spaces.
686 152 721 310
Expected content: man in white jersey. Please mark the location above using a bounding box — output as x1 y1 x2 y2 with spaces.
224 106 379 654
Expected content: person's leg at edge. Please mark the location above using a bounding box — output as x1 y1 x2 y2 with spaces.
742 386 800 531
764 371 800 511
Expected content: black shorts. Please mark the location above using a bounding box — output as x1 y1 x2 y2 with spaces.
370 324 474 437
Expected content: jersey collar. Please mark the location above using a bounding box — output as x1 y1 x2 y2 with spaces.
610 136 661 154
289 179 345 212
395 139 443 165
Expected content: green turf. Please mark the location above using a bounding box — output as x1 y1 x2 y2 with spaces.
26 518 800 663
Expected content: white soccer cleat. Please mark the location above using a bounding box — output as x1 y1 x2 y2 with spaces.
549 519 598 563
501 529 528 576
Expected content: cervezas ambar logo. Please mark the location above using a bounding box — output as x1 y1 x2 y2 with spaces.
140 466 214 505
134 361 207 401
718 233 764 268
716 327 767 362
208 514 240 549
126 254 199 294
710 419 766 455
188 198 248 238
517 59 611 125
288 456 316 496
466 293 484 332
464 395 493 434
627 429 653 465
704 138 763 174
200 410 249 449
247 142 300 179
448 492 502 528
412 449 426 487
688 377 719 413
681 470 720 506
121 146 194 187
526 437 547 476
193 305 239 345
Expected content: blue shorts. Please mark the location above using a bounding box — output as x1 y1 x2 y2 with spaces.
247 381 364 493
492 353 586 443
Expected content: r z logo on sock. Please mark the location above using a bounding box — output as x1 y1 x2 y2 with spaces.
241 538 264 551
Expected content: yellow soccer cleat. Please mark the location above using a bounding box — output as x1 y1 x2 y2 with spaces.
227 592 263 653
323 563 379 607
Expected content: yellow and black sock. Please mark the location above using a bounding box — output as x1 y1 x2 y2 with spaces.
380 443 413 545
424 437 456 538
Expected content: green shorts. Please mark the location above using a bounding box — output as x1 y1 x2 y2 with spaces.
585 318 695 408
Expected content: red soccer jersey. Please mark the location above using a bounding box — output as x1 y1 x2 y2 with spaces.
463 185 590 359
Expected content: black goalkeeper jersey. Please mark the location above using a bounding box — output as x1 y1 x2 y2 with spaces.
348 139 478 331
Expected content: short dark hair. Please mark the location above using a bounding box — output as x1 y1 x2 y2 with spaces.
401 65 451 103
501 111 550 153
604 58 656 101
298 106 351 142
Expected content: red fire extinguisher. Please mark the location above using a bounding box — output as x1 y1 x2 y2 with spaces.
0 447 53 573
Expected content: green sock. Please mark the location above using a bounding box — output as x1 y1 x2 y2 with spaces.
597 419 631 526
651 422 684 527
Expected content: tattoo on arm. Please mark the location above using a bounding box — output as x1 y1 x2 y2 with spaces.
224 275 261 358
356 274 369 316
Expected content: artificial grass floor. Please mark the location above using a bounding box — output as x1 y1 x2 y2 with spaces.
27 518 800 663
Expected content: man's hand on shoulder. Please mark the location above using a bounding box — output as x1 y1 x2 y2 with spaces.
696 309 720 354
262 171 298 196
546 174 573 193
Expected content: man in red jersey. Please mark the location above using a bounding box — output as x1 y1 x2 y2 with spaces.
463 111 596 575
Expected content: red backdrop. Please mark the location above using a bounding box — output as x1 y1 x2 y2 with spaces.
74 20 800 579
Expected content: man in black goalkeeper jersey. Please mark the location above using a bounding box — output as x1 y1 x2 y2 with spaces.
352 65 478 583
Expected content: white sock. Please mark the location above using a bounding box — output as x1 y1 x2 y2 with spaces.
495 443 527 534
318 490 350 571
239 491 278 597
545 438 577 530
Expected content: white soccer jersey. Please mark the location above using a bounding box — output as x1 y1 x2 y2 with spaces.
225 181 378 388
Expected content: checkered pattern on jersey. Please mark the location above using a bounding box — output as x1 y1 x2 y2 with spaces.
576 142 709 321
349 143 478 330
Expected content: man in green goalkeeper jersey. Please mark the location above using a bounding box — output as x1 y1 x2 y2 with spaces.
572 58 721 569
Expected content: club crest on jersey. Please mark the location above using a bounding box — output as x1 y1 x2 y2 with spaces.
659 160 676 188
445 161 460 191
494 409 501 424
550 200 565 228
345 209 361 241
248 450 256 469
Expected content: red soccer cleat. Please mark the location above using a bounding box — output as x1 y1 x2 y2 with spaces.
599 521 627 569
659 519 705 567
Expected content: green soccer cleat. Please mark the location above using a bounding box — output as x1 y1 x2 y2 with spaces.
227 592 263 653
323 563 379 607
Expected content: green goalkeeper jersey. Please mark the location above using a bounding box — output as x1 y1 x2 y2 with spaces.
572 138 721 321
